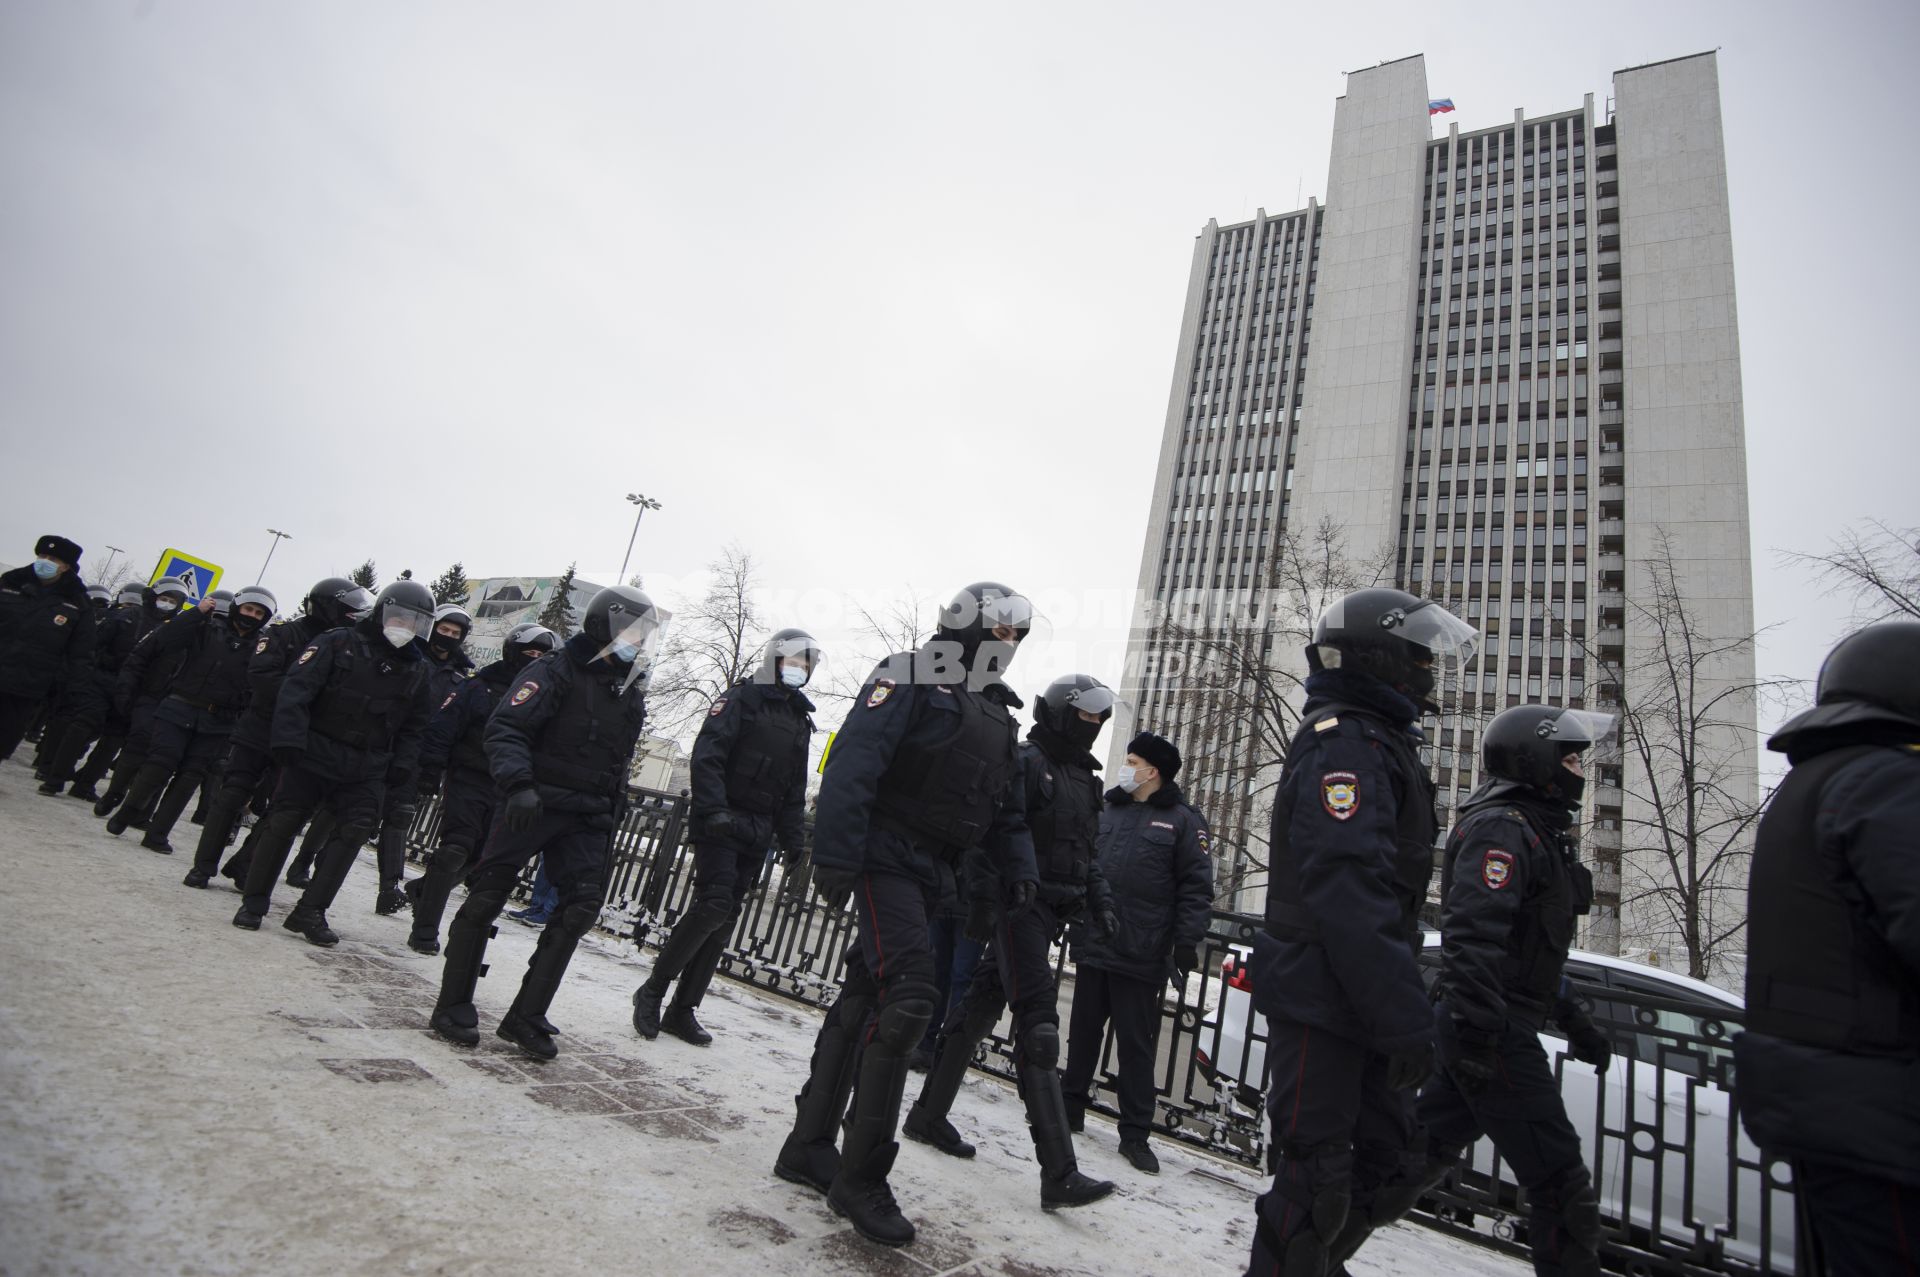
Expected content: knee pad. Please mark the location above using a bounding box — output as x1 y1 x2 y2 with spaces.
959 999 1002 1047
460 862 520 919
873 987 937 1052
1274 1138 1354 1241
1021 1020 1061 1070
429 843 470 875
1537 1166 1601 1252
556 898 600 940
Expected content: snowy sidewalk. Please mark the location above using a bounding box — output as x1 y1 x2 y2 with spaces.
0 757 1526 1277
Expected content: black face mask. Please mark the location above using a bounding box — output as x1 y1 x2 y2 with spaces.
1554 765 1586 811
1063 715 1105 753
429 633 464 659
230 610 265 637
1400 663 1437 710
507 645 543 674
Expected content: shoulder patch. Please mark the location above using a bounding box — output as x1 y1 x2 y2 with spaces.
255 638 270 654
1481 849 1515 890
1321 771 1359 821
511 681 539 706
1196 828 1212 856
298 647 317 665
866 678 896 709
53 614 69 626
708 697 728 717
1314 716 1339 732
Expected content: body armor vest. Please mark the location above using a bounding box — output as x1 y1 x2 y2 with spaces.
530 661 643 796
168 620 252 713
1265 704 1438 958
1029 748 1102 886
1746 744 1919 1057
724 691 810 815
308 635 426 752
1440 802 1591 1019
450 677 507 776
873 684 1018 853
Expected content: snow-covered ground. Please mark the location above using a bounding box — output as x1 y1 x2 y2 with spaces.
0 755 1527 1277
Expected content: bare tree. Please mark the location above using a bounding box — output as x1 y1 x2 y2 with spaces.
646 545 769 740
1549 529 1790 981
1149 516 1393 904
1782 518 1920 624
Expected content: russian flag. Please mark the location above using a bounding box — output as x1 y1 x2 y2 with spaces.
1429 98 1455 116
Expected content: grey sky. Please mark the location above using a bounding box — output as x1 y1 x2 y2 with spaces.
3 0 1915 733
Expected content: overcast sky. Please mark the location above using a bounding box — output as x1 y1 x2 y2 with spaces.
3 0 1915 738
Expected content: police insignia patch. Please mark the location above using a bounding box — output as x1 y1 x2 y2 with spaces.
256 639 269 654
1481 849 1515 890
511 682 538 705
298 648 316 664
866 678 896 709
1321 772 1359 821
53 614 68 626
708 698 727 717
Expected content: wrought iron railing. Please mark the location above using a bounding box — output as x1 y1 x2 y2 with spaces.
403 785 1804 1275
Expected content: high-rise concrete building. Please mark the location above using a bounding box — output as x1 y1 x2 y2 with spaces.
1117 52 1756 966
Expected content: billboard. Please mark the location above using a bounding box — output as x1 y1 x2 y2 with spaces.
465 574 605 664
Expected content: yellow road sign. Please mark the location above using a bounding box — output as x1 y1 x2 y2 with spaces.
149 548 224 600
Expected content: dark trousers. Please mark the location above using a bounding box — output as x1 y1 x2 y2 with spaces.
239 765 383 915
1796 1158 1920 1277
102 699 162 803
407 772 494 946
1246 1020 1420 1276
119 704 232 841
1061 963 1163 1143
0 693 43 761
921 916 987 1052
944 899 1061 1062
646 837 762 1011
191 739 275 877
371 783 418 887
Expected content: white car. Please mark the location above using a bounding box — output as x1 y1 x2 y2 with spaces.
1193 934 1796 1272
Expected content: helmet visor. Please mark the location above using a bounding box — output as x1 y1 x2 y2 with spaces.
772 634 825 671
1387 601 1479 666
1060 683 1118 718
379 600 434 642
1539 708 1616 747
338 586 376 622
978 591 1035 633
603 607 670 694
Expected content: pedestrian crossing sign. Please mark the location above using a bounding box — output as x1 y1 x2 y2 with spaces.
148 548 223 601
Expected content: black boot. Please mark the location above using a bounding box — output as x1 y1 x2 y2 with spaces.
374 880 408 916
38 778 64 796
496 914 586 1060
774 991 871 1195
661 1005 712 1046
1023 1060 1114 1210
189 787 247 882
141 833 175 854
631 981 665 1039
232 903 264 930
828 1143 914 1248
432 890 501 1047
182 868 212 888
827 1023 918 1247
282 902 339 947
68 784 100 803
144 770 199 847
497 1010 558 1060
903 1031 979 1159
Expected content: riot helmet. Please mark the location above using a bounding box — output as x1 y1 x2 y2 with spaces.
761 628 824 688
428 604 473 659
1769 619 1920 750
934 581 1035 680
230 585 278 637
504 622 558 673
150 577 191 617
85 584 111 609
370 580 436 649
1481 704 1615 809
207 589 235 617
306 577 377 630
114 582 146 609
583 585 667 691
1034 673 1118 753
1309 587 1478 711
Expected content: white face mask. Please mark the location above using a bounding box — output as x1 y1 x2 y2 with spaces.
155 598 179 613
1117 764 1144 794
778 664 808 688
383 625 416 648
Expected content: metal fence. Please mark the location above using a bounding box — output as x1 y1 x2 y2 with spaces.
403 785 1804 1276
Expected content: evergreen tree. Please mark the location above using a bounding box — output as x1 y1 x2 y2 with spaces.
350 559 377 590
429 562 471 606
538 562 578 638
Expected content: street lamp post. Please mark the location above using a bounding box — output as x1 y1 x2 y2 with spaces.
258 528 292 585
618 493 662 583
100 544 125 580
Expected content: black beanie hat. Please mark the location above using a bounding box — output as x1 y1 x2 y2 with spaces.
35 534 82 565
1126 731 1181 781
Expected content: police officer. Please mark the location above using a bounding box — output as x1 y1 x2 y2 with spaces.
906 673 1120 1210
183 577 375 889
93 578 194 818
633 627 820 1046
105 587 275 853
232 580 437 942
1059 729 1214 1176
428 587 659 1058
1242 587 1477 1277
772 582 1039 1249
1737 620 1920 1276
405 622 557 955
38 582 150 798
359 603 475 916
0 534 95 762
1389 704 1616 1277
31 584 113 778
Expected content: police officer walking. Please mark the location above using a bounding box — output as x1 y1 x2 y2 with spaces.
38 582 149 799
428 587 659 1058
183 578 375 890
633 628 819 1046
232 580 437 942
404 622 557 955
1393 705 1616 1277
905 673 1120 1210
1242 587 1477 1277
1059 729 1214 1176
0 534 95 763
773 582 1039 1249
93 577 194 818
105 587 276 854
1737 619 1920 1276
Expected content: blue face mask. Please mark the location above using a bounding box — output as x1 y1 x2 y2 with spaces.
32 558 60 581
611 640 640 663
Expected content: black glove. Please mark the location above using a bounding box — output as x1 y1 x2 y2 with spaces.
702 810 736 839
1008 878 1036 913
1172 943 1200 977
1095 906 1119 942
1561 1008 1613 1074
1447 1028 1498 1095
272 746 305 771
964 897 998 945
1387 1041 1438 1092
813 866 858 911
503 785 542 833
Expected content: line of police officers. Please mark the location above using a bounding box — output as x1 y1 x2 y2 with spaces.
6 532 1912 1274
